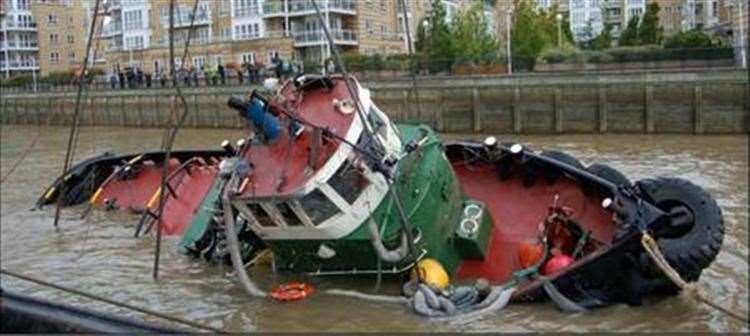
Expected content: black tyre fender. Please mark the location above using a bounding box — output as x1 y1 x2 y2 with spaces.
538 150 585 184
587 163 631 187
636 177 724 282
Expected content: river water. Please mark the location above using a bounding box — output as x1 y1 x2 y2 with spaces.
1 125 747 332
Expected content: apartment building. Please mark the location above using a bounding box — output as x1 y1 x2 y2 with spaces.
32 0 90 76
98 0 413 74
1 0 38 78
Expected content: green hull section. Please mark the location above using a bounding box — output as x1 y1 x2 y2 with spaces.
268 124 493 277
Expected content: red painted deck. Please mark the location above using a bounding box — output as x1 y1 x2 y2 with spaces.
239 78 356 198
92 159 180 212
156 164 218 235
452 162 615 283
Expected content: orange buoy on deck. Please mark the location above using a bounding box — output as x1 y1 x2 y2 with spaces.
269 282 315 302
518 240 544 269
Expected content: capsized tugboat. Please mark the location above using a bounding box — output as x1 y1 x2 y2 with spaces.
37 74 724 312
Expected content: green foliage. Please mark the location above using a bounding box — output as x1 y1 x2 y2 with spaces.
452 2 500 64
590 24 613 50
511 0 554 70
664 29 720 49
422 0 455 72
639 3 663 45
619 16 640 46
539 45 734 64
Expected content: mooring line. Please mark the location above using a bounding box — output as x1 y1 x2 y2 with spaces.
641 232 749 323
0 130 41 185
0 268 226 333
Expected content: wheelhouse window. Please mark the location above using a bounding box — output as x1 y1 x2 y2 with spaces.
299 189 340 226
328 161 369 204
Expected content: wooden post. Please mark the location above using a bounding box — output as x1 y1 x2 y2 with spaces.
512 88 522 133
645 85 654 133
436 91 445 132
192 94 199 127
403 90 411 121
89 96 96 126
153 95 159 127
104 95 112 126
47 97 54 125
213 94 220 128
0 97 7 124
598 88 608 133
554 88 563 133
693 86 703 134
136 95 144 127
472 88 481 132
35 98 42 125
120 96 126 126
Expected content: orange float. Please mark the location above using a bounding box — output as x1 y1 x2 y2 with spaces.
269 282 315 302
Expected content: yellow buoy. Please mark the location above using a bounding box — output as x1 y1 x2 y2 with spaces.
411 258 450 290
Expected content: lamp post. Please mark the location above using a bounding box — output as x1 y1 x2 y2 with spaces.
738 0 747 68
556 13 563 48
506 7 513 74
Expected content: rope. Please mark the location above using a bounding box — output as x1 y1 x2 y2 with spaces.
0 268 226 333
640 232 749 323
0 130 40 185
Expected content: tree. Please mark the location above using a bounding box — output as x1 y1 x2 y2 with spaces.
619 16 640 46
511 0 555 70
578 20 596 48
590 24 613 50
452 2 500 64
413 0 455 73
639 3 663 45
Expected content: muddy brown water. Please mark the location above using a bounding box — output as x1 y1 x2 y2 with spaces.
1 125 747 332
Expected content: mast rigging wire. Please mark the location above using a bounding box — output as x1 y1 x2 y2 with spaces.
152 0 202 281
309 0 417 259
398 0 423 121
0 268 226 333
53 0 102 229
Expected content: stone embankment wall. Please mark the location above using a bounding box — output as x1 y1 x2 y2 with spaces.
2 69 747 134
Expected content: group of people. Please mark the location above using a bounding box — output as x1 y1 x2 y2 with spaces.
104 54 318 90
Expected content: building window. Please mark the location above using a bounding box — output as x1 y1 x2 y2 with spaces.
125 35 145 49
48 14 57 24
50 33 59 44
233 0 259 17
67 35 74 44
365 19 372 33
192 56 206 68
240 52 256 64
234 22 261 39
214 55 223 66
68 51 76 64
267 50 279 63
124 10 143 31
50 52 59 64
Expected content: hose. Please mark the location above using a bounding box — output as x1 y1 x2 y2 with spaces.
222 176 266 298
367 218 409 263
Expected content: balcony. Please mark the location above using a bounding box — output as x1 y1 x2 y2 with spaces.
264 0 355 17
101 22 122 37
2 21 37 31
1 40 39 50
233 5 261 18
292 29 356 46
160 8 212 28
0 59 39 71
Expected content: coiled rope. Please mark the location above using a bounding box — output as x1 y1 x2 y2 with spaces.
0 268 226 333
641 232 749 323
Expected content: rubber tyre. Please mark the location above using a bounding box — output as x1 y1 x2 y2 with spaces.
636 177 724 282
587 163 631 187
539 150 584 184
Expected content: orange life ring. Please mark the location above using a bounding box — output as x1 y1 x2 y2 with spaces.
269 282 314 302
